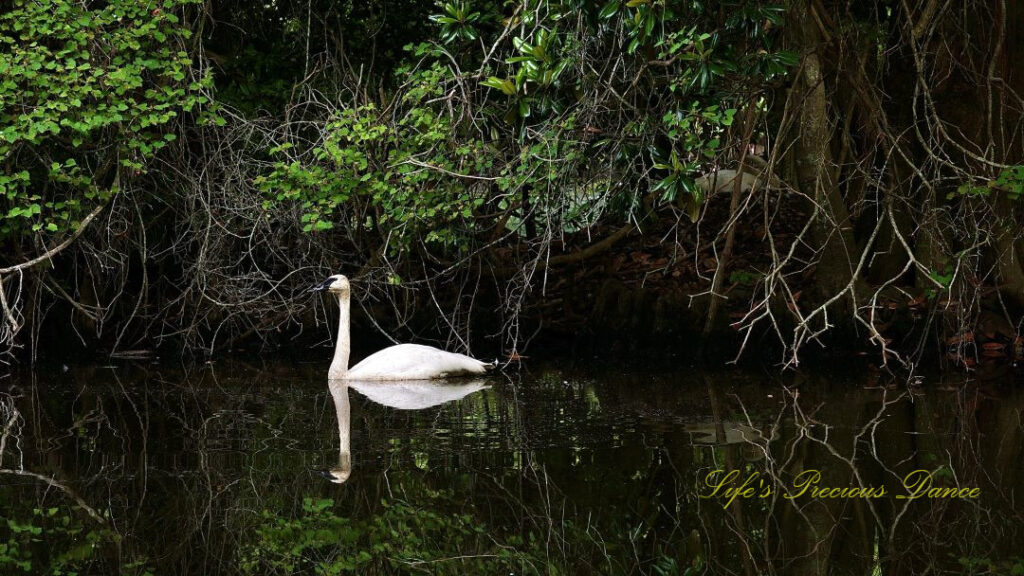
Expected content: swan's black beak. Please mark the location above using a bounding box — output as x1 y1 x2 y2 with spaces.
309 277 333 293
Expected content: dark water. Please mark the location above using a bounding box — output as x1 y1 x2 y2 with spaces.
1 362 1022 575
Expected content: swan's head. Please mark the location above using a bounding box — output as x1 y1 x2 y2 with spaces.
310 274 350 294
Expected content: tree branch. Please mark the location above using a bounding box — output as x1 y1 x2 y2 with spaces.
0 202 107 274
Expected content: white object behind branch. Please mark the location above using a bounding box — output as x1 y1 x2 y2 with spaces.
695 168 782 194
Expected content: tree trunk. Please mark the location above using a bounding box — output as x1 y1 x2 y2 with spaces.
790 3 861 311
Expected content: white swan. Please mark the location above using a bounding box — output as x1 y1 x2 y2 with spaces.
311 274 492 380
323 379 489 483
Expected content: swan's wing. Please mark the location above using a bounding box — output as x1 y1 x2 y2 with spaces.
347 344 489 380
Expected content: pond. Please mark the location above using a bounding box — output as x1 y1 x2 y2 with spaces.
1 362 1022 575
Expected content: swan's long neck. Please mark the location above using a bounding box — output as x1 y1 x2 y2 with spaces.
329 290 351 380
328 382 352 483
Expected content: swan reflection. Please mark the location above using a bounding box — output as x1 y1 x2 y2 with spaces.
323 379 489 484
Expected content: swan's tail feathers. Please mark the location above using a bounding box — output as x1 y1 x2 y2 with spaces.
485 359 500 371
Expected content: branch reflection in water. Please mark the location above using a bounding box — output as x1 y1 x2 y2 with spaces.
321 380 490 484
0 364 1021 574
693 375 1023 576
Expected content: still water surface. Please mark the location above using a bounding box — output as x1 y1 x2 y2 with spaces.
1 362 1021 574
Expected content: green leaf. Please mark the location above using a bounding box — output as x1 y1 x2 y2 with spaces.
599 1 620 18
518 99 531 118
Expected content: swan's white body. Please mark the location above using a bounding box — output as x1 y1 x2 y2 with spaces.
347 343 490 380
314 274 490 381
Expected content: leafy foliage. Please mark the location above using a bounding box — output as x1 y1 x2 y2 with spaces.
471 0 793 225
251 0 796 253
0 505 152 575
0 0 212 240
255 62 490 251
239 492 536 575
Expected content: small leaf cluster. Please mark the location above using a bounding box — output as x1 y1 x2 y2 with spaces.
952 165 1024 201
652 104 736 207
430 2 483 43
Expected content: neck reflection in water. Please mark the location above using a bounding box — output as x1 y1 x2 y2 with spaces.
323 380 490 484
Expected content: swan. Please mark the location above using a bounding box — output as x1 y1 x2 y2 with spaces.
322 379 489 484
311 274 492 380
